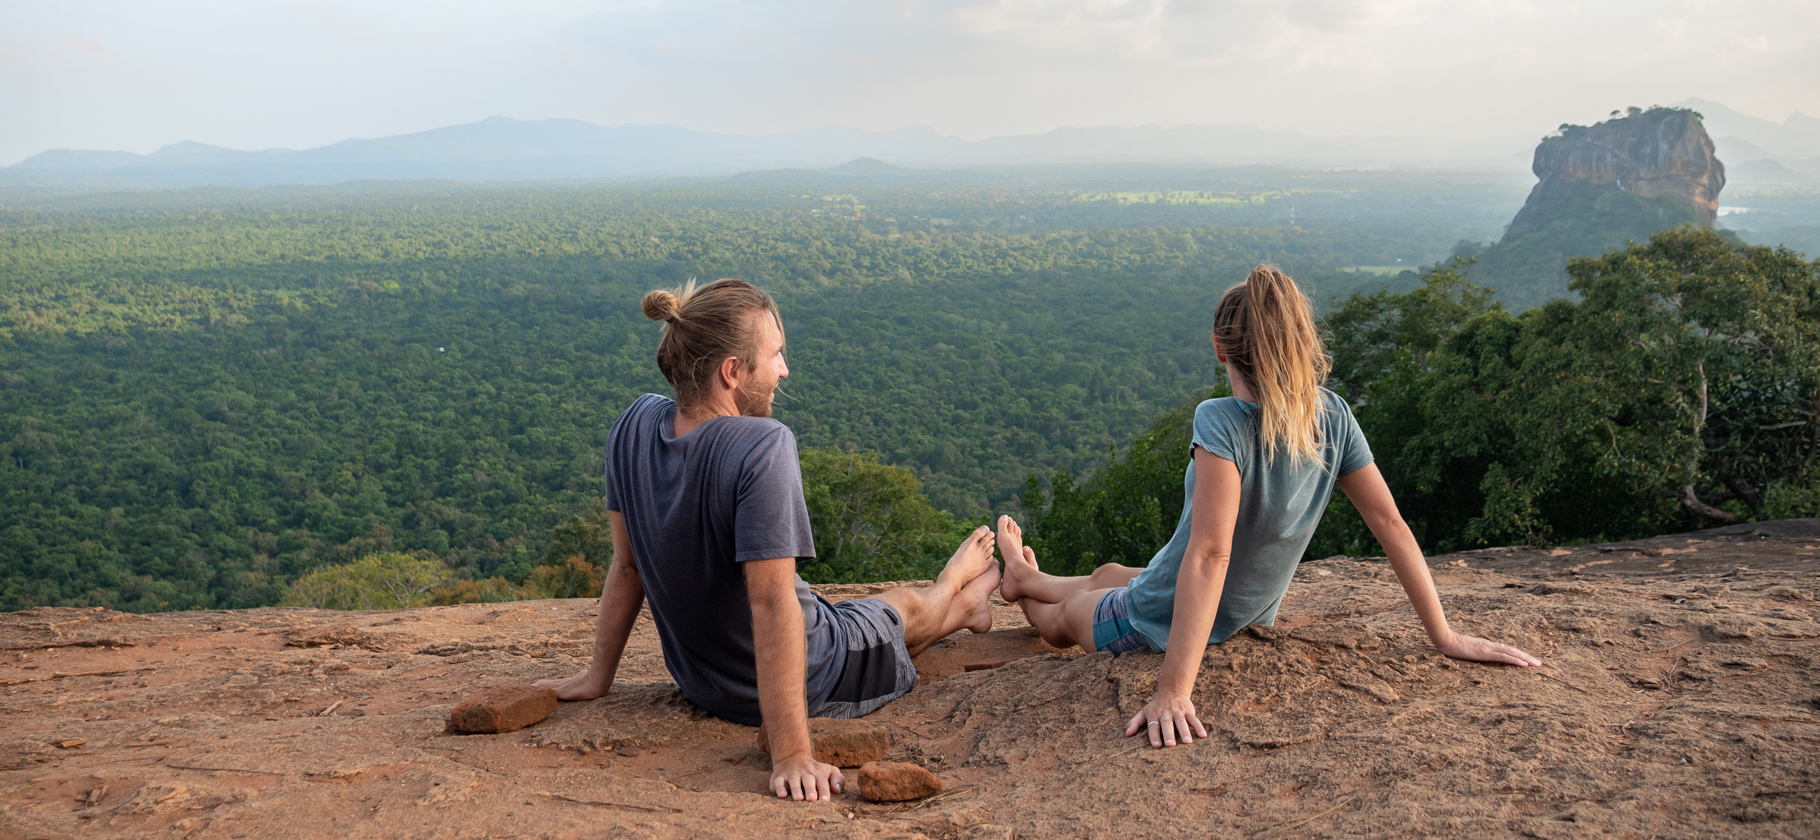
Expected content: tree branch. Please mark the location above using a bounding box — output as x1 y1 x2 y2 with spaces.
1680 483 1741 524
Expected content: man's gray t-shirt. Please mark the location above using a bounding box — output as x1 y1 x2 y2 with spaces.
603 393 844 726
1125 388 1373 648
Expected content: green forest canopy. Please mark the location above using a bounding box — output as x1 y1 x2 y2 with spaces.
2 174 1810 612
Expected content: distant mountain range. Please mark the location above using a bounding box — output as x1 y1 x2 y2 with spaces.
2 118 1531 190
6 101 1815 191
1676 98 1820 182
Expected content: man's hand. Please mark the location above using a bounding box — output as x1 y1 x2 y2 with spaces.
532 668 611 701
537 510 643 703
770 753 844 801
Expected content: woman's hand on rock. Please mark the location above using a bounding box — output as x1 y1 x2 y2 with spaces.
770 753 843 801
1437 633 1542 667
1125 691 1207 748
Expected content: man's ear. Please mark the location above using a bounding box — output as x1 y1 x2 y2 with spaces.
717 355 743 391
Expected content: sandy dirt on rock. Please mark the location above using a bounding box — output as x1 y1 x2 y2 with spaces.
4 521 1818 839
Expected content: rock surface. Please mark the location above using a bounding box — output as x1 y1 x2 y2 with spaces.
1505 107 1725 240
856 761 943 802
448 685 557 734
754 717 889 767
2 521 1817 838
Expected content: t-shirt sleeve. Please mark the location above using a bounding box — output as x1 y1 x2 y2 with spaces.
601 396 646 514
1190 399 1246 469
733 425 818 563
1331 395 1375 477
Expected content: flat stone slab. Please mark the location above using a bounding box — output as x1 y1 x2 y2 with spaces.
449 685 558 734
754 717 889 767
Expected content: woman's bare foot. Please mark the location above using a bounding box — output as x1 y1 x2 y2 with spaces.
996 515 1039 603
533 669 611 701
935 526 997 591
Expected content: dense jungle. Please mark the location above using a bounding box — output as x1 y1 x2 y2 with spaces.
2 169 1815 611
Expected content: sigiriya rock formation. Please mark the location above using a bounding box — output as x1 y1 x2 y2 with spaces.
1504 107 1725 241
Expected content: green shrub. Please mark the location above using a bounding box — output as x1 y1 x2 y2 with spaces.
426 576 539 605
526 555 604 599
280 552 452 610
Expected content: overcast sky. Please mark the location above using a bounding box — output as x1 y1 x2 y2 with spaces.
2 0 1816 165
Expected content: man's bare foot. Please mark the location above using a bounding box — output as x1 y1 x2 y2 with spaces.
955 556 1000 634
935 526 996 590
996 515 1039 604
533 669 610 701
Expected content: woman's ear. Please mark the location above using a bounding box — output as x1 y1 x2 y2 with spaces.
1211 334 1227 364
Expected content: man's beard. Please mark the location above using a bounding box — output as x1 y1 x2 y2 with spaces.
735 377 774 418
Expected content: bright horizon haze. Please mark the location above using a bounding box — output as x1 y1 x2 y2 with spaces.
2 0 1817 167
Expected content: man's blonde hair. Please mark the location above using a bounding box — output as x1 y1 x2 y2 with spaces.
641 278 781 411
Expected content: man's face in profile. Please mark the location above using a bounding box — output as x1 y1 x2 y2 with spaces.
735 311 787 418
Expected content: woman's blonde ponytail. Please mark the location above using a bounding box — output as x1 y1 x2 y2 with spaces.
1213 265 1330 464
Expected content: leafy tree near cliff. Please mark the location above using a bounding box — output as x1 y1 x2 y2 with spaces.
1465 227 1820 539
1328 227 1818 550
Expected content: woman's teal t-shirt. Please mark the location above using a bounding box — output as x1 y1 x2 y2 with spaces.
1123 388 1373 650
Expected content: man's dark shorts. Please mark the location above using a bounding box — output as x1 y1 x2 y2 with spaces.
810 599 917 718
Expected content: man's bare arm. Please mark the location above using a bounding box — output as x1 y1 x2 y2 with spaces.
745 556 843 802
534 510 646 699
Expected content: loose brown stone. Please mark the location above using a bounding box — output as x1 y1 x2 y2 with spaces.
754 717 889 767
448 685 557 734
963 659 1014 672
855 761 942 802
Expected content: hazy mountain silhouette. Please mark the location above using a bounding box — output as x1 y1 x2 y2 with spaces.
3 116 1525 189
1673 98 1820 179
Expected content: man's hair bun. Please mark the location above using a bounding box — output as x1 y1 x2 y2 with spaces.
642 289 681 322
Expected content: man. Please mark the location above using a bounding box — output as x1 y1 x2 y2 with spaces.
536 278 1001 802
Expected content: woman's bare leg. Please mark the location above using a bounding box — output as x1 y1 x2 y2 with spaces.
997 515 1142 604
1022 586 1114 651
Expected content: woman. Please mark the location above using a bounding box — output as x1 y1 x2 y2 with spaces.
996 264 1541 749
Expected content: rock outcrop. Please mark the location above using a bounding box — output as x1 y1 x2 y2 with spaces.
1504 107 1725 241
4 523 1819 838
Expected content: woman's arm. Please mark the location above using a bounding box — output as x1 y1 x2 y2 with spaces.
1126 446 1241 748
1336 464 1541 667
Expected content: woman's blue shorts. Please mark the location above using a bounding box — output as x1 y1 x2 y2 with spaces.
1091 587 1157 655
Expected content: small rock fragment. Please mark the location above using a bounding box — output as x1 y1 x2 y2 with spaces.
963 659 1014 672
855 761 942 802
59 739 87 749
755 718 889 767
449 686 558 734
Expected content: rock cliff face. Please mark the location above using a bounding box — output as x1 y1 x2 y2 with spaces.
1504 108 1725 241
